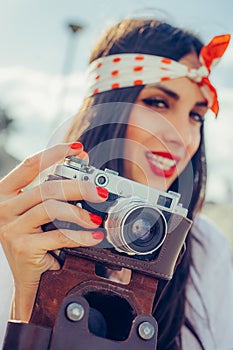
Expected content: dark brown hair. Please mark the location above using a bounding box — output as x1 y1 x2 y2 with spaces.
65 19 207 349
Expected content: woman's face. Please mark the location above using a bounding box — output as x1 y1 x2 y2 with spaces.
124 53 208 191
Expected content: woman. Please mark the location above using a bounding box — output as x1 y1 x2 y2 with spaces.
0 19 233 349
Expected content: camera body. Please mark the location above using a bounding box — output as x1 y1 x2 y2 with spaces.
43 156 192 280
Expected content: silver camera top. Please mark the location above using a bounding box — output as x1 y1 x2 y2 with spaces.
54 156 188 217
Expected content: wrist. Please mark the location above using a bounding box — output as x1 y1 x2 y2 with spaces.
11 283 38 322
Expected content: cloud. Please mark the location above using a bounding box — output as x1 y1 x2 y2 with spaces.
0 66 86 119
0 66 86 158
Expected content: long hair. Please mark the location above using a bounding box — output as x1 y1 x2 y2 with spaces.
64 19 207 349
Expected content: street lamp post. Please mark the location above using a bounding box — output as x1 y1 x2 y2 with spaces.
62 23 84 76
52 22 85 128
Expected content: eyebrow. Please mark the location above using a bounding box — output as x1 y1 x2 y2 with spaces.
145 83 208 107
145 84 180 100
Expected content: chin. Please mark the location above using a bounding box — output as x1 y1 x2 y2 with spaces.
149 178 170 192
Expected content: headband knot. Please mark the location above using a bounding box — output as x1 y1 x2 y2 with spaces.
186 66 209 82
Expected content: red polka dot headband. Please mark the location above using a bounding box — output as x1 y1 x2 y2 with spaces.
86 34 231 116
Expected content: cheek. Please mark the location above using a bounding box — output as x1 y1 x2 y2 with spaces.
125 124 135 141
126 105 164 138
125 125 145 143
189 128 201 156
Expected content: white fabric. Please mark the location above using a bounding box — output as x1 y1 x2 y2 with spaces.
85 53 214 110
86 54 209 94
182 215 233 350
0 215 233 349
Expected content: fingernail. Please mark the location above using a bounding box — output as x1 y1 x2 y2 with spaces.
96 187 109 199
69 142 83 150
92 231 104 240
89 213 102 225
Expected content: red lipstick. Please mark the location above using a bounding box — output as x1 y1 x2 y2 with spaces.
145 151 180 178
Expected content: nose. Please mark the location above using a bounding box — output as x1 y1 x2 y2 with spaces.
162 114 193 150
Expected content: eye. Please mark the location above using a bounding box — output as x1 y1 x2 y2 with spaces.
190 112 205 125
142 98 169 109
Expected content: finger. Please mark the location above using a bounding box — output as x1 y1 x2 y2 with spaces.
0 142 83 196
35 229 105 251
18 199 103 230
6 180 108 216
78 150 89 163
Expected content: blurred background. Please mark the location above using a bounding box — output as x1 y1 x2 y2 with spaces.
0 0 232 249
0 1 232 344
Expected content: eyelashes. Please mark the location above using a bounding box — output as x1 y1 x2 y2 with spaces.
142 98 168 108
141 98 205 125
190 112 205 124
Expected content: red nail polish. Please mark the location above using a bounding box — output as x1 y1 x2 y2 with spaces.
96 187 109 198
92 231 104 240
89 213 102 225
69 142 83 150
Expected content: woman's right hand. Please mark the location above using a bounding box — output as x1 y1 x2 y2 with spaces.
0 142 108 322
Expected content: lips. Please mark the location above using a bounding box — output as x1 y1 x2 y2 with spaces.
145 151 180 178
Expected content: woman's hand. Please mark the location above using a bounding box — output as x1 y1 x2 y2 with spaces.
0 143 108 322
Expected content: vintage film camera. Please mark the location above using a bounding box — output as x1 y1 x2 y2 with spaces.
43 155 192 280
3 156 192 350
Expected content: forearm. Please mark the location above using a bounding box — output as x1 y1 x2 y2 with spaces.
10 284 38 322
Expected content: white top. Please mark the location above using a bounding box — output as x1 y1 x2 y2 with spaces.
182 215 233 350
0 215 233 349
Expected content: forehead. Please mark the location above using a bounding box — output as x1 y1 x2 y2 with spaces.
178 52 201 69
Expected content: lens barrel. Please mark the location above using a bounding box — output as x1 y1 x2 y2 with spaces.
105 197 167 255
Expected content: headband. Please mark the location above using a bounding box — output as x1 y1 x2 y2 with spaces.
86 34 231 116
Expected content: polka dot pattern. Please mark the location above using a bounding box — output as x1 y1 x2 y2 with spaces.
86 34 232 118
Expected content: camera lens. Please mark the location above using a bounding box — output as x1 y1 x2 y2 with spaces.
95 173 108 187
105 198 167 256
123 207 166 254
132 218 152 241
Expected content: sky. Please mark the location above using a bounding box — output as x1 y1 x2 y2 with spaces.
0 0 233 201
